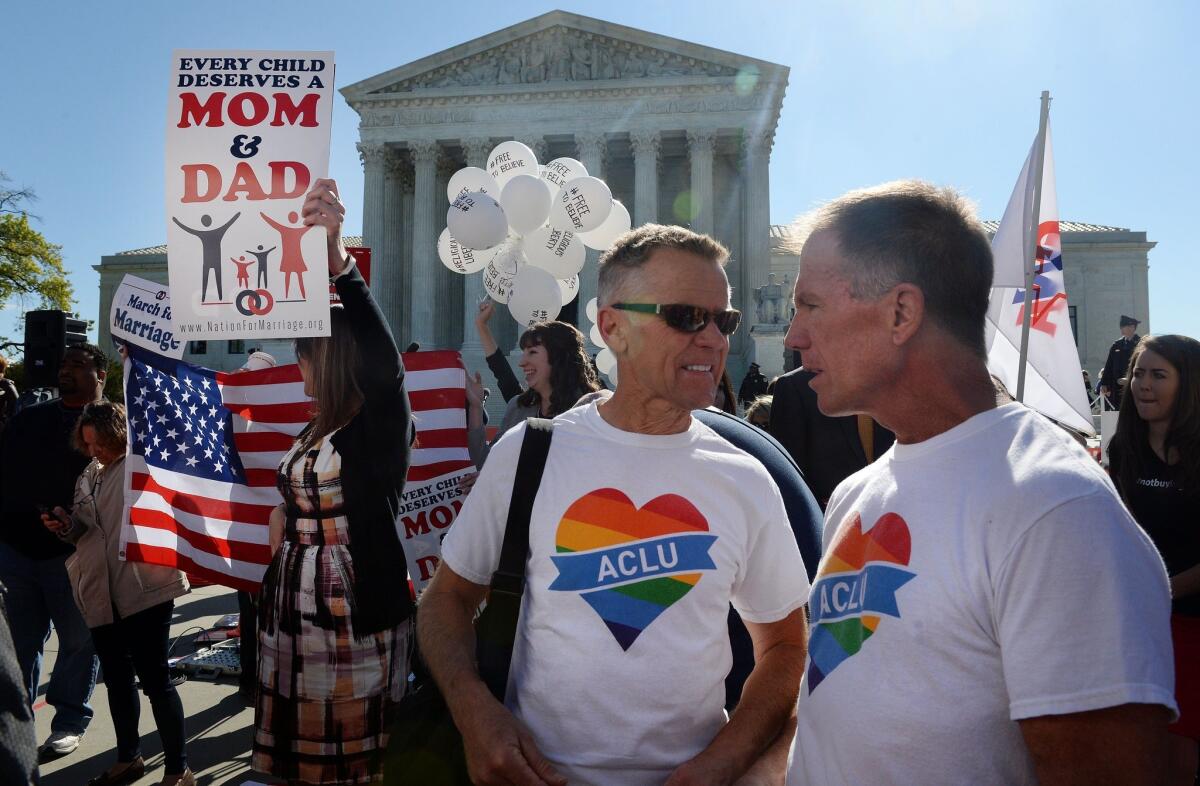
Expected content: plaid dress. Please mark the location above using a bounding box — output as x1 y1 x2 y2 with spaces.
254 429 411 785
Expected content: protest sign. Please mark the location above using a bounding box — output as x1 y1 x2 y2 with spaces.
109 274 185 358
398 467 476 594
165 50 335 341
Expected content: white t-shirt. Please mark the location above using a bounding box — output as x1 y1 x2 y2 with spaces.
787 404 1176 785
442 403 810 786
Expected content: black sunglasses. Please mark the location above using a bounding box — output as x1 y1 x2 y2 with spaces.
612 303 742 335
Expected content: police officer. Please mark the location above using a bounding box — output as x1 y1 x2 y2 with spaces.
1098 315 1141 409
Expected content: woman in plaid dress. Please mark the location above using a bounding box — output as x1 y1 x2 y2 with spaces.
254 179 415 785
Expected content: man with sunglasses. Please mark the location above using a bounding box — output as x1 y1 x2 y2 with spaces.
420 224 810 786
781 181 1175 785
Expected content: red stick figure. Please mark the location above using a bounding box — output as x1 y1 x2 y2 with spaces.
259 210 313 299
231 255 254 290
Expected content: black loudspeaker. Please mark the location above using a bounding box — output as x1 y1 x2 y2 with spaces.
23 310 86 389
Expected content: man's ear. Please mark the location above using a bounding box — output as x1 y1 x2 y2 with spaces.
890 284 924 346
597 307 628 354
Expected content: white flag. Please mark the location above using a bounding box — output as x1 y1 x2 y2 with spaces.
986 123 1094 434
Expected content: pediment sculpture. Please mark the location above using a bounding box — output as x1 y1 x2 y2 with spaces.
372 25 738 93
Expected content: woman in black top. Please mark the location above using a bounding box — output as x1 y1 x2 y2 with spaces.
253 179 413 785
465 301 598 468
1108 334 1200 783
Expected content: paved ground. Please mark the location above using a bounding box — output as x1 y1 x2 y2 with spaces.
35 584 269 785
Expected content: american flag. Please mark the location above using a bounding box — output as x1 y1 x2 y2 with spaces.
121 345 471 592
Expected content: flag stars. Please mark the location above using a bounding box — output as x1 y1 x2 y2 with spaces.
201 378 211 390
165 428 178 440
155 414 168 425
213 460 223 473
185 456 199 468
193 433 204 446
181 390 191 403
159 448 171 461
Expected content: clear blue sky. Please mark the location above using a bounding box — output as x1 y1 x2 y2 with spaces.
3 0 1197 347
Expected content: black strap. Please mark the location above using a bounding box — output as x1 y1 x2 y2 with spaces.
475 419 554 702
490 418 554 598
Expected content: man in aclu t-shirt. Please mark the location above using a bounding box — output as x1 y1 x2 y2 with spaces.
420 225 810 786
782 181 1177 785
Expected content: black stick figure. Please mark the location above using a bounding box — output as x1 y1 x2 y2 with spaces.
172 212 241 301
246 244 276 289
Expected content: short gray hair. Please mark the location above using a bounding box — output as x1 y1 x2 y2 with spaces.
786 180 994 357
597 223 729 306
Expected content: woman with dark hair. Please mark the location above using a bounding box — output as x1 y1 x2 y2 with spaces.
466 309 599 468
1107 334 1200 783
253 179 414 785
41 402 191 786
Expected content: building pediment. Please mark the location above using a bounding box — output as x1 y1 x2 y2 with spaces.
342 10 782 102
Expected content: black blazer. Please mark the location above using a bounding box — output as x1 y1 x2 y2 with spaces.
768 368 894 510
325 264 414 634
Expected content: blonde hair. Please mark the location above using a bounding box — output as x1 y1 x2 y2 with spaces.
73 401 127 457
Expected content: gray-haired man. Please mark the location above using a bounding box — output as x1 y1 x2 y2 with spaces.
419 224 810 786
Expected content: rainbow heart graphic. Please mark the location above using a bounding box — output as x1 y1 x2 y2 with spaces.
807 512 916 692
549 488 718 651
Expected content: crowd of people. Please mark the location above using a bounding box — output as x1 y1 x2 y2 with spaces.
0 175 1195 786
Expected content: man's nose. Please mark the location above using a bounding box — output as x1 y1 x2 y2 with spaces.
784 316 809 351
693 319 726 349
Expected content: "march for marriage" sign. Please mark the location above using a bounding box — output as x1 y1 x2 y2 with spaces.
165 50 335 341
109 274 185 358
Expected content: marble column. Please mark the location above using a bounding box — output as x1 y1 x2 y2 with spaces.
687 130 716 236
409 140 439 347
378 150 410 340
740 130 773 359
358 142 389 315
435 152 461 349
461 137 493 353
575 132 607 346
630 129 661 227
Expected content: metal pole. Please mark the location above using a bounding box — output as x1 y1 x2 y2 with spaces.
1015 90 1052 402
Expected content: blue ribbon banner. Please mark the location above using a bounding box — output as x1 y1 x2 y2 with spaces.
549 533 718 592
809 564 916 626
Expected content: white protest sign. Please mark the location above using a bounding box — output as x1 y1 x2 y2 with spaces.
165 50 334 341
109 275 185 358
398 467 476 594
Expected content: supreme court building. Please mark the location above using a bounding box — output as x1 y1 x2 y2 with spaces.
96 10 1155 394
339 9 787 384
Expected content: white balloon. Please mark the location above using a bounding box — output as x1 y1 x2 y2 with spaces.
548 176 613 234
585 297 598 323
500 174 553 235
508 265 563 328
589 322 606 348
447 191 508 250
446 167 499 204
437 228 495 274
482 238 523 303
578 200 632 251
487 141 539 189
540 157 588 193
523 224 585 278
595 348 616 375
556 275 579 305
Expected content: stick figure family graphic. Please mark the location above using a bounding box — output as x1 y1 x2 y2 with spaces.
171 210 312 307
